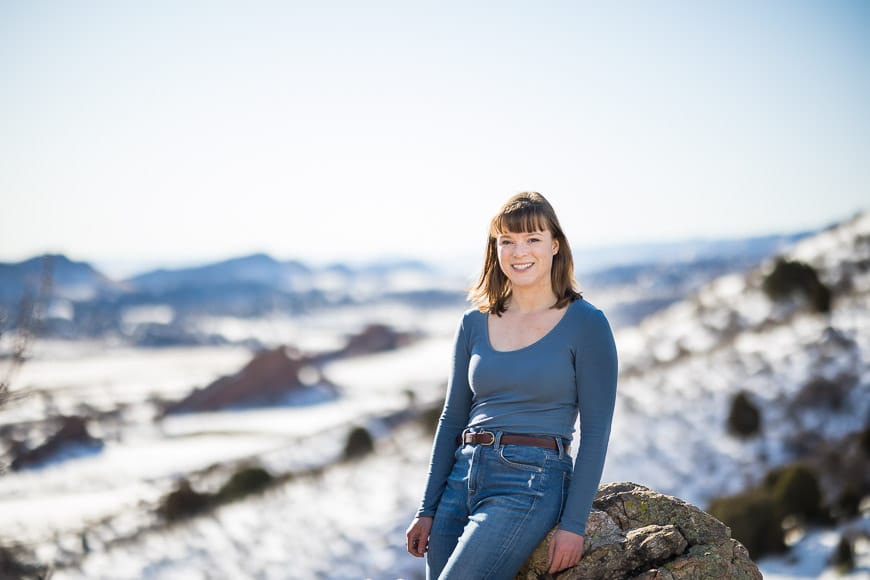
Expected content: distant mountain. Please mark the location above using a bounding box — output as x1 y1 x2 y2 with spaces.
577 231 818 327
0 224 840 342
573 231 814 274
126 253 311 293
0 251 466 339
0 254 121 305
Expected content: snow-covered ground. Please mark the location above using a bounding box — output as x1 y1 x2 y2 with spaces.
0 302 470 572
50 421 434 580
3 215 870 579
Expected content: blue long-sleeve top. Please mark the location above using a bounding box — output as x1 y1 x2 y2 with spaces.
416 297 618 536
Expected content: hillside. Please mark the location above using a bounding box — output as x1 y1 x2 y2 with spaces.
1 216 867 578
604 211 870 573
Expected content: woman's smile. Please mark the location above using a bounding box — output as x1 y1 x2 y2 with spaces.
496 229 558 288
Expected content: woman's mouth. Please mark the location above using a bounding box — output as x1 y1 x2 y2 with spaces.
512 263 534 271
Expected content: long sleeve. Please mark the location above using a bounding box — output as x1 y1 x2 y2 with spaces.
416 313 474 517
558 308 618 536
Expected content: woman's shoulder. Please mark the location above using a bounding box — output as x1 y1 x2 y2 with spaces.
460 305 486 325
564 298 613 333
566 296 606 318
451 305 485 330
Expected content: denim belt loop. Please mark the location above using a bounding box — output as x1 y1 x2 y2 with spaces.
493 431 504 451
555 437 565 459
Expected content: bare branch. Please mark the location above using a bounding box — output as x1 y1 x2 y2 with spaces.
0 255 54 408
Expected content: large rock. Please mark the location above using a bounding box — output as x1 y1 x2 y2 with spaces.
163 346 337 413
517 482 762 580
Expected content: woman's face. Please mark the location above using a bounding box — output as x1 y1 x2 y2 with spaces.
495 228 559 291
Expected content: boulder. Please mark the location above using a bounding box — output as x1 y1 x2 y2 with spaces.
163 346 337 412
517 482 762 580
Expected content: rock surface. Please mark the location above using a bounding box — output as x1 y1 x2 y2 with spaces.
517 482 762 580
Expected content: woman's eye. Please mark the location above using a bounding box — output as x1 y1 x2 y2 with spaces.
529 238 541 243
500 240 513 245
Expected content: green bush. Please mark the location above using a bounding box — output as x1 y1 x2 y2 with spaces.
763 463 826 522
762 258 832 313
727 391 762 438
709 489 786 559
216 466 274 503
343 426 374 460
834 482 863 520
158 479 213 521
710 461 834 559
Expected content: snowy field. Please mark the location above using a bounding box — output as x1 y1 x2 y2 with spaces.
3 214 870 579
4 316 867 579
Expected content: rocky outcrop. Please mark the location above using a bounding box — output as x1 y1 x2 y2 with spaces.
162 324 417 413
517 482 762 580
339 323 416 356
163 346 337 413
9 415 103 471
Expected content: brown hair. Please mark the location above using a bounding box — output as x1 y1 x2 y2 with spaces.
468 192 581 315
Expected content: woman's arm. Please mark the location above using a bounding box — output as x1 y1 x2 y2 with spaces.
415 313 474 519
558 307 618 536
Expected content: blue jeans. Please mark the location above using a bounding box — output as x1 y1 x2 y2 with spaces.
426 431 573 580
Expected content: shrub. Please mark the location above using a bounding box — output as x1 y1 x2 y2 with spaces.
791 374 856 412
0 544 50 580
708 489 786 559
763 463 827 522
762 258 831 313
831 536 854 574
158 479 213 522
343 426 374 460
834 482 863 520
727 391 761 438
216 466 274 503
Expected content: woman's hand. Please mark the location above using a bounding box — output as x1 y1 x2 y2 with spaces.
548 529 585 573
405 516 433 557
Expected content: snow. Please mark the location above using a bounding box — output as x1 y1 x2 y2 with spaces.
759 515 870 580
50 423 434 580
3 216 870 578
2 342 254 423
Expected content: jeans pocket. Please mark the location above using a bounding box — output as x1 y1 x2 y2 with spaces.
496 445 550 472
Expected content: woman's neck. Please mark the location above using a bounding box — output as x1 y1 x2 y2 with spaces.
507 288 559 314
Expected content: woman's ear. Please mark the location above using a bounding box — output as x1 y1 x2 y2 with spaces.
553 239 559 255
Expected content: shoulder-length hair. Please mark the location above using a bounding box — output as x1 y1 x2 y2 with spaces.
468 192 581 315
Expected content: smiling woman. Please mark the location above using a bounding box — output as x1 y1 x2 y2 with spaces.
406 192 619 579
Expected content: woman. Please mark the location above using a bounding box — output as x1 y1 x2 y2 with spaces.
405 192 618 579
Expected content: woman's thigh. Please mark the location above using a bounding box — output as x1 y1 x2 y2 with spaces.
427 446 474 579
438 445 571 580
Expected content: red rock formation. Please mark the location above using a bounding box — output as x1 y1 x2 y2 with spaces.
338 324 415 357
165 346 336 413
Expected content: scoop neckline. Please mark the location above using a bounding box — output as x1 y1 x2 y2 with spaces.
484 300 576 354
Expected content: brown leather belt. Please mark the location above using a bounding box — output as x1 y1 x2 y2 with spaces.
457 431 568 453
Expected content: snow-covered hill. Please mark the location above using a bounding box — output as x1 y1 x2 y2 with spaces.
3 214 869 579
608 211 869 505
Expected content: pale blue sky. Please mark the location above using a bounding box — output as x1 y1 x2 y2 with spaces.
1 1 868 277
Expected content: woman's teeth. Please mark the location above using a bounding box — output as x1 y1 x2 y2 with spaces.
513 263 533 271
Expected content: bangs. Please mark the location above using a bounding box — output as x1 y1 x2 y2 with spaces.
490 205 550 236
